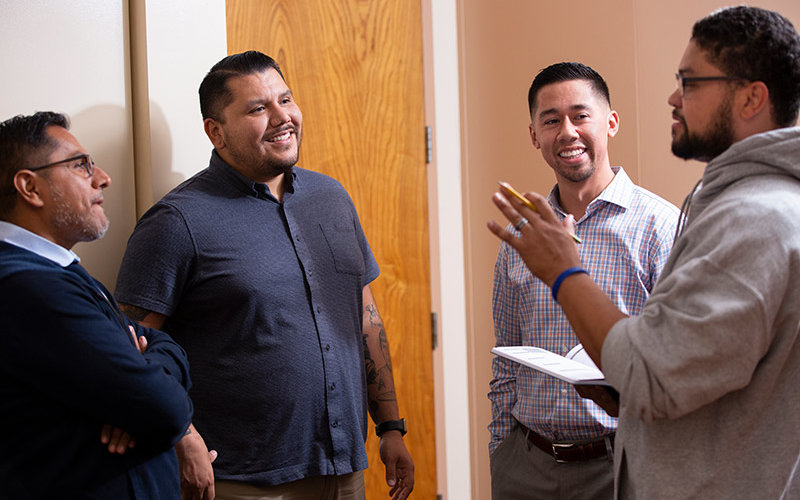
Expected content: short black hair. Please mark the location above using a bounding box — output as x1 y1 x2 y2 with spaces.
528 62 611 117
692 6 800 127
0 111 69 218
199 50 285 122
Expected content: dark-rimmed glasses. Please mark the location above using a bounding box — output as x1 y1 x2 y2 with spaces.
675 73 747 97
27 154 95 178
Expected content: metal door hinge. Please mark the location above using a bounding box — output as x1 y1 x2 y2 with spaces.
425 125 433 164
431 311 438 350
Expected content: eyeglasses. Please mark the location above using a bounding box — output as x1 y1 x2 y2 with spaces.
27 154 95 178
674 73 748 97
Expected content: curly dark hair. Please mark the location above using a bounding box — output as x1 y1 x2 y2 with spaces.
692 6 800 127
0 111 69 218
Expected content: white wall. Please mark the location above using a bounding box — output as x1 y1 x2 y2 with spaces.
136 0 228 208
0 0 227 287
0 0 135 286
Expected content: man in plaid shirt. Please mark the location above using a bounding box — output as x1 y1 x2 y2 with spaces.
488 62 679 499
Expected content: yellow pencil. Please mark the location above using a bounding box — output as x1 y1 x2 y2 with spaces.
498 181 582 244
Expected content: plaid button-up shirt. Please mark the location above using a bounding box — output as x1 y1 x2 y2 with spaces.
489 167 679 454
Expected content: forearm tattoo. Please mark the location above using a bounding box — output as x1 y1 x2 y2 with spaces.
363 303 396 414
119 303 152 322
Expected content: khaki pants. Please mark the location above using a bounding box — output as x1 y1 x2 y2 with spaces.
215 470 366 500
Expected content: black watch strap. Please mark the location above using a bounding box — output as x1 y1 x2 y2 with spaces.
375 418 407 437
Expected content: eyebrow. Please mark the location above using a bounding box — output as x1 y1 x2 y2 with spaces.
537 103 591 120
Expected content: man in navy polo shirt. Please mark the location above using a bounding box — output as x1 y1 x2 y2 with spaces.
116 51 414 500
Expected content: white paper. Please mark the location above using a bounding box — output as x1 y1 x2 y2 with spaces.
492 345 608 386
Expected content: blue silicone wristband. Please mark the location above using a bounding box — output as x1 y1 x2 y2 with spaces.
551 266 588 302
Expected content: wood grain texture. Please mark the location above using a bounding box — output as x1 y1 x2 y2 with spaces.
227 1 436 497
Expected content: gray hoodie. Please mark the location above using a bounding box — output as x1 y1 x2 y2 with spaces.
602 127 800 499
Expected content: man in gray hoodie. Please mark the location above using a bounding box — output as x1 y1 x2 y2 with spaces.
487 6 800 499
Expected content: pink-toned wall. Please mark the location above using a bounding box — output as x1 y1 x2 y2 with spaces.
457 1 800 498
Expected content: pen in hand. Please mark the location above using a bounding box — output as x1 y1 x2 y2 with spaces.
497 181 582 244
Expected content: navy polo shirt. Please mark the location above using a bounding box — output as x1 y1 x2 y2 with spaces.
116 151 379 485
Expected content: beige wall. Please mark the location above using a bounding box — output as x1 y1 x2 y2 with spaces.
457 1 800 498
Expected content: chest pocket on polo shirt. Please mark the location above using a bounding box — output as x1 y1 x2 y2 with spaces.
320 222 364 275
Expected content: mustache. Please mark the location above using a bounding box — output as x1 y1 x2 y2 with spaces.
262 125 296 141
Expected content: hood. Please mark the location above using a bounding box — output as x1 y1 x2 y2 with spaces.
693 127 800 209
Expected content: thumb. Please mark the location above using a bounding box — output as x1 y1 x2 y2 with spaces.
564 214 576 238
385 461 397 487
208 449 218 463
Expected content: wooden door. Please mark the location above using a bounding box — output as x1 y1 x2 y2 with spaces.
226 1 436 498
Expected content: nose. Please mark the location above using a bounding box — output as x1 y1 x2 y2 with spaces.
667 87 682 109
558 118 579 141
269 106 292 127
92 165 112 189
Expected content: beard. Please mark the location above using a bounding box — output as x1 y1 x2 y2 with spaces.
554 161 597 183
671 96 735 162
228 129 302 181
51 186 109 245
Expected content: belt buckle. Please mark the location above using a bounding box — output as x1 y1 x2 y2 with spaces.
551 442 575 464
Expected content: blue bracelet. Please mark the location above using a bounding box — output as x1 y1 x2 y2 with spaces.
551 266 588 302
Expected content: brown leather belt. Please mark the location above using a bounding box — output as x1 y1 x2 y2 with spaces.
522 425 614 463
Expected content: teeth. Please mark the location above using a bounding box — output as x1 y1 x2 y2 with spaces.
559 148 585 158
269 131 291 142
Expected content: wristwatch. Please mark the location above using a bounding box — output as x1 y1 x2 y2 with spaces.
375 418 407 437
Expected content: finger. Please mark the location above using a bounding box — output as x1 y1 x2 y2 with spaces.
523 190 562 225
389 480 400 497
110 427 129 453
563 214 576 235
128 325 137 344
208 449 218 463
487 220 516 242
138 335 148 353
100 424 112 444
385 460 397 489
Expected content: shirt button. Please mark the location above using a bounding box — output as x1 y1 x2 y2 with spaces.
316 306 321 313
325 344 331 351
332 421 338 428
330 383 336 391
308 270 313 276
296 235 301 241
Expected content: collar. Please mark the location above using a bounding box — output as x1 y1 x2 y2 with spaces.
0 221 79 267
208 150 297 201
547 166 634 216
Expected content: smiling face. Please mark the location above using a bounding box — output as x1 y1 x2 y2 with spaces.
205 68 303 183
668 40 738 162
38 126 112 248
530 79 619 185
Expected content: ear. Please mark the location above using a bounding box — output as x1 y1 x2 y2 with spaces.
607 110 620 138
203 118 226 150
529 122 541 149
12 171 45 208
738 81 770 121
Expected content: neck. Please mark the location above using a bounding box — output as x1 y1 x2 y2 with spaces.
6 211 74 250
555 165 615 220
264 174 285 202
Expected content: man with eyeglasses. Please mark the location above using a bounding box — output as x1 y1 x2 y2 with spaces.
0 111 193 499
488 6 800 498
